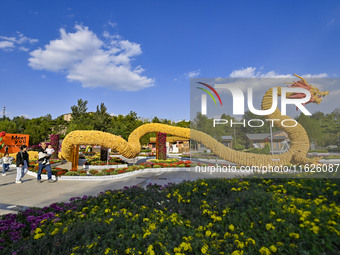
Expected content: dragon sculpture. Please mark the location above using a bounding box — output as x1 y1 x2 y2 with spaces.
61 74 328 167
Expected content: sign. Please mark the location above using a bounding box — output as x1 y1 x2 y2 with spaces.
0 133 30 154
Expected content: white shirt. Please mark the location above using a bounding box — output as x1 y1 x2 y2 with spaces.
46 148 55 155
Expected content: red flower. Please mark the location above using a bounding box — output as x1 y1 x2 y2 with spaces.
0 131 6 137
56 171 66 176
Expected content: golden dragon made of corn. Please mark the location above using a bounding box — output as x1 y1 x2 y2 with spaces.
61 74 328 166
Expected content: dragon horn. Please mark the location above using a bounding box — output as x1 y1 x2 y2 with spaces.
293 74 309 86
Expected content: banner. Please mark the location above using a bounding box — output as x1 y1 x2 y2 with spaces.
0 132 30 154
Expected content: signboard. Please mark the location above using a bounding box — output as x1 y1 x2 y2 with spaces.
0 133 30 154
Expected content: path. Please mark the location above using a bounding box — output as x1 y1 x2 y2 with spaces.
0 166 246 215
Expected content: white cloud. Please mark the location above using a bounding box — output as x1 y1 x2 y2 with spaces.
0 32 38 51
29 25 154 91
229 67 328 79
108 21 118 28
0 41 14 49
213 67 331 94
229 67 257 78
185 69 201 79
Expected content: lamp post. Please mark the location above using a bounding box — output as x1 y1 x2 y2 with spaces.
270 125 274 155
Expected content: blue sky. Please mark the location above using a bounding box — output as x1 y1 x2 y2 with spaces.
0 0 339 121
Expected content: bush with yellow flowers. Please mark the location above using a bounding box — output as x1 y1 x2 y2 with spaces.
0 178 339 254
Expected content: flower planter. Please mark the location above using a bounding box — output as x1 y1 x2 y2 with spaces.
58 167 190 181
83 164 128 170
26 170 57 180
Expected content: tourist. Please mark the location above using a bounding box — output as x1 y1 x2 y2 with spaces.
37 142 55 183
15 145 29 184
2 152 11 176
46 144 55 157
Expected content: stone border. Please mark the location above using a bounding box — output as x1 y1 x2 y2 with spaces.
83 164 128 170
58 167 190 181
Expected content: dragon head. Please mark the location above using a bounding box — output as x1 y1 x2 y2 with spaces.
286 74 329 105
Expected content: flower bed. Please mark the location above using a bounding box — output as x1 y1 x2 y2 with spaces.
66 161 193 178
83 164 128 170
27 161 194 178
138 152 156 157
0 178 339 254
59 167 190 181
84 154 127 166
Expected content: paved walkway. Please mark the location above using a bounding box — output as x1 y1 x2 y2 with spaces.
0 166 246 215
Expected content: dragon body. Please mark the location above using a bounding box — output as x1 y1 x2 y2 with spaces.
61 75 328 166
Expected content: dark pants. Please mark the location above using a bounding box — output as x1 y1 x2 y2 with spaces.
2 164 9 174
37 163 52 180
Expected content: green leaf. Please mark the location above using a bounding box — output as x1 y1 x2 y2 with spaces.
0 143 4 150
0 137 2 142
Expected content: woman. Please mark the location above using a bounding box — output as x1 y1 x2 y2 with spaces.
16 145 29 184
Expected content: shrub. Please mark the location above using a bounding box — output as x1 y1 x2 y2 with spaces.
94 172 104 176
150 159 179 164
327 147 340 152
233 143 245 150
104 170 113 175
65 171 78 176
1 178 339 255
56 171 67 176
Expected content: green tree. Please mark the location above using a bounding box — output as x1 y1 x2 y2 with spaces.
296 114 323 146
93 103 112 132
24 115 53 145
71 99 88 121
0 119 18 133
152 117 161 123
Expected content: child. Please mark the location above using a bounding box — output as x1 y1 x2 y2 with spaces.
2 153 11 176
46 144 55 156
16 145 29 184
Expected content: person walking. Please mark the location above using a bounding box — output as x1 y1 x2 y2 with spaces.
37 142 55 183
2 152 11 176
15 145 29 184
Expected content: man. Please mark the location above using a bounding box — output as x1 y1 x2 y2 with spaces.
16 145 29 183
37 142 55 183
